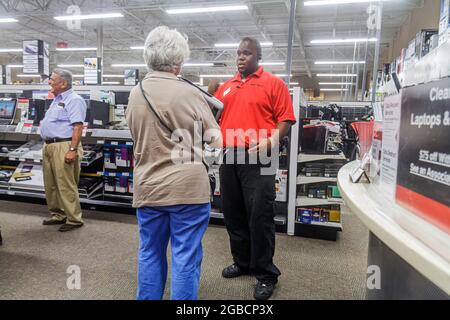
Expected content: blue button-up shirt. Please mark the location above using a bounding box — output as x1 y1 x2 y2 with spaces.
40 89 87 140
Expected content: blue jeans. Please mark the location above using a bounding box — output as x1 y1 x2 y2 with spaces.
136 203 210 300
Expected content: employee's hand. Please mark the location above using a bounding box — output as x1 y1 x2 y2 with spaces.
208 80 220 95
248 138 273 154
64 150 77 164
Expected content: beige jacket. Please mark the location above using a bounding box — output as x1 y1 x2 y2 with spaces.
126 71 221 207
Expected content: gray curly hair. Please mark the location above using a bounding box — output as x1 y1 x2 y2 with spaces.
143 26 190 73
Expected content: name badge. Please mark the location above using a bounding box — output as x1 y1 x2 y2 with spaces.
223 87 231 97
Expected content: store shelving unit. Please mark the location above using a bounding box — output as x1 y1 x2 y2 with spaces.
286 88 368 240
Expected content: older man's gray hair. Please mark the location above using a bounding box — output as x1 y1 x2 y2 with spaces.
52 68 73 87
143 26 190 73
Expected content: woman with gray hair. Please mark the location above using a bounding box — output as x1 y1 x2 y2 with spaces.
126 26 222 300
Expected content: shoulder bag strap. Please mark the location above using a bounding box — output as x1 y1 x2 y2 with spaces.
139 80 174 136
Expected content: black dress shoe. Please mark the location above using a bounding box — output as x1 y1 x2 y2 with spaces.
58 224 83 232
43 218 66 225
222 264 249 278
254 281 275 300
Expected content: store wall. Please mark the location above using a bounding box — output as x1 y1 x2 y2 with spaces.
389 0 440 61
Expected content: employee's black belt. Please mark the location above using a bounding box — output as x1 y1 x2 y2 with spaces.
45 138 72 144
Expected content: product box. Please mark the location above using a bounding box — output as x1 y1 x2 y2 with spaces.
439 0 450 45
403 38 417 71
275 169 288 202
415 29 438 59
327 185 341 198
115 147 130 167
104 148 117 170
297 208 312 224
328 209 341 223
104 177 115 192
311 209 321 222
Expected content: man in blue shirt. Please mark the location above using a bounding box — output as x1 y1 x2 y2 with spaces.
41 69 87 232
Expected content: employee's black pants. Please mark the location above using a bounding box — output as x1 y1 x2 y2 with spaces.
219 160 281 284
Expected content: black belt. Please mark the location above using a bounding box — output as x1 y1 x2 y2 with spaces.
45 138 72 144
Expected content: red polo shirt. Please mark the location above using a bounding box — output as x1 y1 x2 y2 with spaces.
215 66 296 148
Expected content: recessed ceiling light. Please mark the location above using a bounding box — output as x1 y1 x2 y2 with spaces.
0 48 22 53
56 47 97 51
315 61 365 65
305 0 390 6
111 64 146 67
0 18 18 23
317 73 357 77
54 13 123 21
166 5 248 15
215 42 273 48
320 88 350 91
311 38 377 44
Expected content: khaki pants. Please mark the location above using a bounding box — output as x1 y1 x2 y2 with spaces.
43 141 83 225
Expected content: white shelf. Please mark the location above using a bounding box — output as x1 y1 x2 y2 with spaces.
91 129 132 140
210 209 287 226
298 152 346 163
296 220 343 230
297 174 337 184
296 196 343 207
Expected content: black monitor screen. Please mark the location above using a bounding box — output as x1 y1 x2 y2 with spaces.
114 91 130 105
29 99 46 125
88 100 109 128
301 125 328 154
0 100 17 119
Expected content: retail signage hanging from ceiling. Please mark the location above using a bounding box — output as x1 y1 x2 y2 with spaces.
124 69 139 85
22 40 49 76
84 57 100 85
396 77 450 234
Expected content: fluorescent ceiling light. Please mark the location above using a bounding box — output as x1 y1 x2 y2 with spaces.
184 63 214 67
72 75 84 78
103 74 124 78
56 47 97 51
315 61 365 65
112 63 146 67
0 48 22 53
130 46 145 50
0 18 18 23
166 5 248 15
319 82 354 85
57 64 84 68
215 42 273 48
275 74 293 77
17 74 41 78
260 62 285 66
54 13 123 21
311 38 377 44
289 82 299 85
317 73 357 77
102 81 121 85
6 64 23 68
199 74 233 78
305 0 389 6
320 88 349 91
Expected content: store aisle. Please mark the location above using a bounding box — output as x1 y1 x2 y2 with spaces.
0 200 369 300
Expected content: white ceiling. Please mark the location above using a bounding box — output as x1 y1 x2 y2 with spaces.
0 0 425 88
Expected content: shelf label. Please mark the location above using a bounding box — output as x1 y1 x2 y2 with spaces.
111 141 119 146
